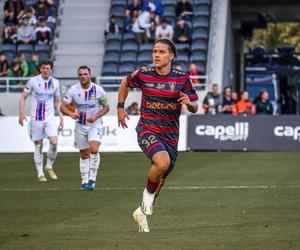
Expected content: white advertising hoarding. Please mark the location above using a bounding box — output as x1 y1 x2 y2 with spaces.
0 116 187 153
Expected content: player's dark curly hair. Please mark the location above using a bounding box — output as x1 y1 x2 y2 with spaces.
154 39 177 59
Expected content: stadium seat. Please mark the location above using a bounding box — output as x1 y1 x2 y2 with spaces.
193 0 211 5
35 44 51 60
101 63 118 76
161 0 176 6
106 33 122 43
105 41 121 52
103 52 120 64
190 52 206 64
119 51 137 64
174 54 189 65
139 44 153 52
25 0 38 6
17 44 34 61
110 5 125 17
122 42 138 53
137 53 152 65
193 18 209 29
163 5 175 14
123 32 136 43
191 41 207 52
111 0 126 7
118 63 136 76
0 44 16 53
192 31 208 41
115 16 124 31
175 43 190 55
162 16 176 26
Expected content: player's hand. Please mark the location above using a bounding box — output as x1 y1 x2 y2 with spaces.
117 108 129 129
70 111 80 120
177 92 191 106
86 115 97 123
58 116 64 131
18 113 27 126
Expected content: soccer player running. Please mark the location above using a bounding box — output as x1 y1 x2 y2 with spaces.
60 66 110 191
19 60 63 182
117 39 198 232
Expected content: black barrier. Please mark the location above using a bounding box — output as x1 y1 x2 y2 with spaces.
188 115 300 151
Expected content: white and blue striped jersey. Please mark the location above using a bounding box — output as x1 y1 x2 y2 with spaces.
24 74 60 121
63 82 108 126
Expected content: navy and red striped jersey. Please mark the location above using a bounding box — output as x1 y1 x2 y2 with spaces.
127 67 198 146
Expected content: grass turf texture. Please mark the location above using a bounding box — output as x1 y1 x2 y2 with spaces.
0 152 300 250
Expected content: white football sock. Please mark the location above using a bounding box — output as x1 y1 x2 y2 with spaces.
46 144 57 169
34 144 44 177
80 158 89 184
89 153 100 181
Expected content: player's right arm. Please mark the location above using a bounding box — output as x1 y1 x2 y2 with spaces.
60 87 80 120
18 91 30 126
117 78 130 129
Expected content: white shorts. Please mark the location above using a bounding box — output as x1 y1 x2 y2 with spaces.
74 122 103 150
30 119 58 142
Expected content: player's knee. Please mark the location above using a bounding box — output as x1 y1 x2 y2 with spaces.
156 158 170 173
89 147 99 154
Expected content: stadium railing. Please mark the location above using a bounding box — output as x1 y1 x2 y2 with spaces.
0 75 209 93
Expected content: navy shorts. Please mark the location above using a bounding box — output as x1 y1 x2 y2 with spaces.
137 129 178 179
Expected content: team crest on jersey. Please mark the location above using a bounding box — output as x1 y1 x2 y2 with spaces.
169 82 176 92
157 84 166 90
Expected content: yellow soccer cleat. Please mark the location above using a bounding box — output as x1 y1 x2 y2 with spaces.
38 176 47 182
45 167 58 180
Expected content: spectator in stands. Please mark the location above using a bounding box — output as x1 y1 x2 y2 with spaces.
232 91 256 116
231 91 238 104
255 90 273 115
17 15 36 45
16 52 29 77
142 0 163 16
175 0 193 22
202 83 222 114
125 102 140 115
220 86 234 114
28 52 42 76
174 17 191 44
4 0 25 24
2 9 18 44
36 17 52 44
125 0 142 32
0 52 10 77
27 7 38 28
189 63 201 85
34 0 55 24
155 17 173 41
6 61 22 86
175 65 183 71
132 7 155 44
104 15 119 36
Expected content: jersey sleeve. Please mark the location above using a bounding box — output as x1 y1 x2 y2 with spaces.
98 86 109 106
63 87 73 104
23 77 33 94
127 70 141 89
182 75 198 102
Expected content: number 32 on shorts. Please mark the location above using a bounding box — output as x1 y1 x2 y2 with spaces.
142 135 157 148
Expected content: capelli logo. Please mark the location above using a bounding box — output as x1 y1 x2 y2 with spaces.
274 126 300 141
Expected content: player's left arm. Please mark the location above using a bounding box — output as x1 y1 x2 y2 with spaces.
54 95 64 130
178 75 199 113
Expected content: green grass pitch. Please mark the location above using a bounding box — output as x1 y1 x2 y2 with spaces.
0 152 300 250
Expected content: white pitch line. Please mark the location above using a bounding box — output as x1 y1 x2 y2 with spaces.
1 185 300 192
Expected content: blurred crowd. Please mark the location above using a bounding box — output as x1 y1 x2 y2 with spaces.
105 0 194 45
202 84 274 115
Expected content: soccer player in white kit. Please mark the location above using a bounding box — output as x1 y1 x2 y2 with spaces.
19 60 64 182
60 65 110 191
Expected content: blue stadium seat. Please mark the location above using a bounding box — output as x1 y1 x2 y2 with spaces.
137 53 152 65
118 63 136 76
102 63 118 76
119 51 137 64
190 51 206 64
35 44 51 60
111 0 126 7
161 0 176 6
0 44 16 53
123 32 136 43
193 18 209 28
139 44 153 52
110 5 125 17
106 33 122 43
192 31 208 41
122 42 138 53
191 41 207 52
193 0 211 5
25 0 38 6
105 41 121 52
175 43 190 55
17 44 34 61
103 52 120 64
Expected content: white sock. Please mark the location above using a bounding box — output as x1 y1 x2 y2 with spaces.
136 206 145 216
34 144 44 177
80 158 89 184
89 153 100 181
46 144 57 169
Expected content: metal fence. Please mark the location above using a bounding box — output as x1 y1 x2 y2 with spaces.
0 75 209 93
